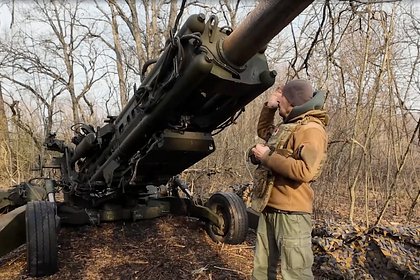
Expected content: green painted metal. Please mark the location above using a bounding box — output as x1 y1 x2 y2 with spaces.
0 183 46 213
55 196 222 227
0 190 12 211
0 205 26 257
26 184 47 201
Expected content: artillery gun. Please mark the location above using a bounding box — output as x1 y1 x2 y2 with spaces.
0 0 313 277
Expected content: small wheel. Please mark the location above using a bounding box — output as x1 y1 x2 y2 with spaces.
26 201 58 277
205 192 248 244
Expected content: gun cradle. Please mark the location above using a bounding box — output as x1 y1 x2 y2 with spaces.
54 13 276 205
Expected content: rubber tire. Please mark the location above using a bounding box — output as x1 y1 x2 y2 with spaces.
26 201 58 277
205 192 248 244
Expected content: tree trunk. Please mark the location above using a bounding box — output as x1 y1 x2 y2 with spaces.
0 84 10 144
109 4 129 108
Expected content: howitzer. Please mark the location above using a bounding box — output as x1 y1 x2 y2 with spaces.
0 0 313 277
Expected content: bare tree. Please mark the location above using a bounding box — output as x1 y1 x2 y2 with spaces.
0 84 9 144
92 1 129 108
31 0 106 124
0 0 108 182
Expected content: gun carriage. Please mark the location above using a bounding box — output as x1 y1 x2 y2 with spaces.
0 0 313 276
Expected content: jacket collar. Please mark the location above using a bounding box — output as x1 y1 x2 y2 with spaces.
284 91 328 126
287 109 329 126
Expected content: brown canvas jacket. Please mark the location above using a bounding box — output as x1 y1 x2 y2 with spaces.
257 105 328 213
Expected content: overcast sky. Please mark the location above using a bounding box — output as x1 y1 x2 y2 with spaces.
0 4 11 33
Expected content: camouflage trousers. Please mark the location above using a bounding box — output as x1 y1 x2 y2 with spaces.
252 211 314 280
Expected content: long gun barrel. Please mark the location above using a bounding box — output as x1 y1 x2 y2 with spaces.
223 0 314 66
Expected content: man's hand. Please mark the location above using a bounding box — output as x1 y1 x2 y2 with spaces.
252 144 270 161
266 87 282 109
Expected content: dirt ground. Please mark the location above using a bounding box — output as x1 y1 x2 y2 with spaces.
0 216 257 280
0 212 419 280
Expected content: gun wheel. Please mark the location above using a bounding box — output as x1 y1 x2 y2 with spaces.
205 192 248 244
26 201 58 277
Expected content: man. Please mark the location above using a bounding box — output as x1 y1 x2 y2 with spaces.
250 79 328 280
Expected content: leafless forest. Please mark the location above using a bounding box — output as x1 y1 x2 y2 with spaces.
0 0 419 279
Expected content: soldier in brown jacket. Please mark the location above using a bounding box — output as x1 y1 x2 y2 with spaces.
250 79 328 280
